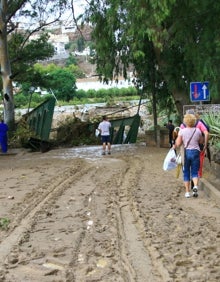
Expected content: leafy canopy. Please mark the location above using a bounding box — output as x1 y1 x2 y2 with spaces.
33 63 77 102
85 0 220 111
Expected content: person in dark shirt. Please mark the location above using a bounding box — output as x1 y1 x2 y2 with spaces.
166 120 175 148
0 119 9 153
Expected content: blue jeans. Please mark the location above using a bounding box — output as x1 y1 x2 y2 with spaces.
183 149 200 182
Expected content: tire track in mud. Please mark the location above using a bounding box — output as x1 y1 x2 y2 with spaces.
73 157 157 281
0 159 91 268
67 159 136 281
1 147 158 282
117 156 168 282
1 146 219 281
128 150 220 282
3 157 135 281
64 153 169 281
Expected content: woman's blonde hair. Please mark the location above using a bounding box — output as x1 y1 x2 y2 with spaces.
183 114 196 127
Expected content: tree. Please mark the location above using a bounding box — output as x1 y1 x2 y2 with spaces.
8 32 55 86
0 0 69 130
66 64 85 79
77 36 85 52
84 0 177 145
34 63 76 102
44 68 76 102
84 0 220 120
162 0 220 105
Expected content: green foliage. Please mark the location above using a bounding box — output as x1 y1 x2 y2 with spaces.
202 112 220 163
46 69 76 101
84 0 220 116
0 0 70 130
77 37 85 52
14 92 52 109
66 64 85 78
10 118 39 148
65 54 87 78
65 41 77 52
202 112 220 150
73 87 138 103
65 54 77 66
8 33 55 85
0 32 55 93
33 63 77 102
0 218 10 230
14 94 28 108
28 94 49 108
14 84 139 108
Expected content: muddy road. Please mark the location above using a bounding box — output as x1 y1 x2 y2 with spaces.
0 144 219 281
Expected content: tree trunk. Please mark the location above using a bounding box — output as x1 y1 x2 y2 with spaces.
172 88 190 120
0 2 15 131
152 84 159 146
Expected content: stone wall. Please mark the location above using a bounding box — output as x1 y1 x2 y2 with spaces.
145 129 169 148
203 154 220 191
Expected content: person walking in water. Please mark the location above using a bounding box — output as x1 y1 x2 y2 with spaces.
0 119 9 153
98 116 111 155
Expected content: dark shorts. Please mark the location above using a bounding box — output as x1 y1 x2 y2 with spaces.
101 135 111 143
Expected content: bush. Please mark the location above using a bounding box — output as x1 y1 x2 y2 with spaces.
203 112 220 148
203 112 220 163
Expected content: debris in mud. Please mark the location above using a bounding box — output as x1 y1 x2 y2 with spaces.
56 116 99 147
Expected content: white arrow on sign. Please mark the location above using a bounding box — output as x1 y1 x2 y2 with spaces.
202 84 207 99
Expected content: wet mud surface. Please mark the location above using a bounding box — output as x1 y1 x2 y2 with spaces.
0 144 219 281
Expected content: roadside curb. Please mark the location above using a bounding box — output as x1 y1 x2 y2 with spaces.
200 178 220 205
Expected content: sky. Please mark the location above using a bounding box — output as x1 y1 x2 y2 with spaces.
72 0 87 15
61 0 87 23
16 0 87 30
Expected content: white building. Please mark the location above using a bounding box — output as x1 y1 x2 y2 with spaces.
48 33 69 56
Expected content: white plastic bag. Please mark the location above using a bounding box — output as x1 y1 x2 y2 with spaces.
95 129 100 137
163 148 177 171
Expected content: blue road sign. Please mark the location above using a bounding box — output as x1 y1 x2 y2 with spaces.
190 82 210 102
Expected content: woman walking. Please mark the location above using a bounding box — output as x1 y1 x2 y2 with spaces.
173 114 203 198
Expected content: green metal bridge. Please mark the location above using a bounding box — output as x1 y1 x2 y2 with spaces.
24 97 142 151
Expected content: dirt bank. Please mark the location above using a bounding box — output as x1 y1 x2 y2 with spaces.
0 144 219 281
